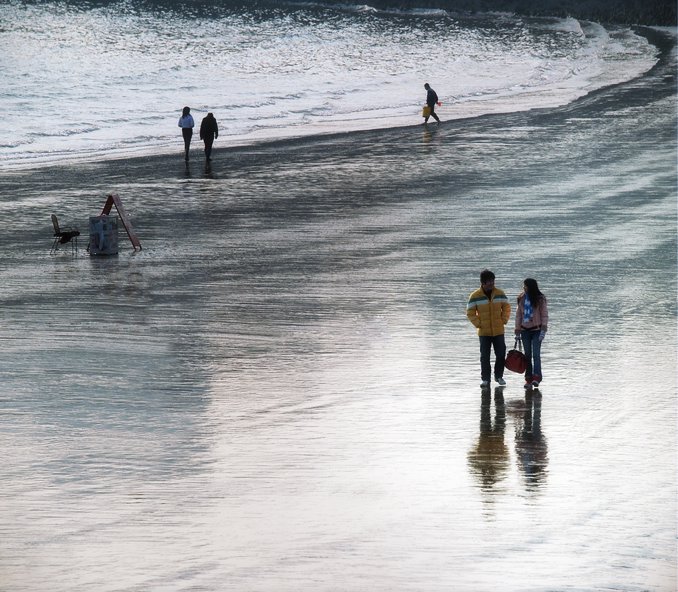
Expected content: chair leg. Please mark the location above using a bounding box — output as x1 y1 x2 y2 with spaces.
51 234 79 256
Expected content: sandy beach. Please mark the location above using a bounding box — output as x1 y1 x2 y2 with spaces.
0 26 676 592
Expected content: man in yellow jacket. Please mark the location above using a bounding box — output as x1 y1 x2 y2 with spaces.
466 269 511 388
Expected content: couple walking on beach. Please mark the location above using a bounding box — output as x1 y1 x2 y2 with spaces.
466 269 549 390
178 107 219 161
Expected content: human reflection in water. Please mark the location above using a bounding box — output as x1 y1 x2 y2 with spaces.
467 387 510 492
513 390 549 492
203 159 214 179
422 124 442 146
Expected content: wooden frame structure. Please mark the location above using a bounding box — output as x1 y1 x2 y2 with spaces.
101 193 142 251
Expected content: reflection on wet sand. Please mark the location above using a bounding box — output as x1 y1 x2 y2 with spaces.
0 29 674 590
468 388 550 500
512 391 549 492
467 387 509 492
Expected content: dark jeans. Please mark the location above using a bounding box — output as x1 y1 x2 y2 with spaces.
203 137 214 159
521 329 542 381
426 103 440 122
479 335 506 381
182 128 193 159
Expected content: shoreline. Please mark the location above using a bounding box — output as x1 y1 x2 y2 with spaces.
320 0 677 26
1 26 673 178
0 5 675 588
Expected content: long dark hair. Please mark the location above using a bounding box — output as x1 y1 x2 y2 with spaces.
523 278 544 308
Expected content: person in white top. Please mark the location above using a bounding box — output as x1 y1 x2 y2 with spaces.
178 106 195 161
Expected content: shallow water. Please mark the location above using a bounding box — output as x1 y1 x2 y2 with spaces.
0 26 676 592
0 0 658 167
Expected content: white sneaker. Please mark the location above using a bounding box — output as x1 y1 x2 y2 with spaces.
495 377 506 386
480 380 490 388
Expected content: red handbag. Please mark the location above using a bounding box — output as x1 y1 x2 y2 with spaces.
505 337 528 374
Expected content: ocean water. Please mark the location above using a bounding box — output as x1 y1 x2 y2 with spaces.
0 2 677 592
0 0 660 168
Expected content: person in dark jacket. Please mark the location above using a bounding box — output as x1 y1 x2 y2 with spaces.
199 113 219 161
424 83 441 124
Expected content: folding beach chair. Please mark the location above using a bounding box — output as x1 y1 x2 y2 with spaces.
50 213 80 255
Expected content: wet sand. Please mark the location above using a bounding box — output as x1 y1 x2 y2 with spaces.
0 27 676 592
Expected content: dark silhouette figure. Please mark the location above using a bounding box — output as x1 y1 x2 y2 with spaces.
200 113 219 161
178 106 195 161
424 82 441 124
